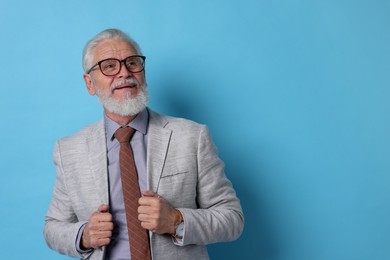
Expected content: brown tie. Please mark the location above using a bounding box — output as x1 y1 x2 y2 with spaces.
114 127 151 260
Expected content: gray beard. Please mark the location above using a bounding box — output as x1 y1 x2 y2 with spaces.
96 83 149 117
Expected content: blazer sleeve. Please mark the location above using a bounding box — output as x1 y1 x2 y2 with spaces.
178 125 244 245
43 141 92 259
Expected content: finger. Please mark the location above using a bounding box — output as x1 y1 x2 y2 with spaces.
98 237 112 247
138 204 158 214
90 236 111 248
95 230 113 239
142 190 156 197
87 227 113 237
139 194 163 206
139 196 155 206
98 212 113 222
138 212 154 222
97 204 110 213
91 211 112 222
97 221 114 231
140 220 162 234
140 221 153 230
87 219 113 232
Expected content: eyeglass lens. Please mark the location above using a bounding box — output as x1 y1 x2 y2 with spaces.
99 56 144 76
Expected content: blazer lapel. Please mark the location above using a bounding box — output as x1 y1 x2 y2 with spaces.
84 111 171 203
147 109 172 193
87 120 110 205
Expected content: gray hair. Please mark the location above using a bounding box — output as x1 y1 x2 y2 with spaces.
82 28 143 72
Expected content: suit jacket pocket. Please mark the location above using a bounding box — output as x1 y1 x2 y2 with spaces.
158 167 197 208
160 168 189 178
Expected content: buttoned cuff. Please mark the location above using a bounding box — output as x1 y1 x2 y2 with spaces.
75 223 93 254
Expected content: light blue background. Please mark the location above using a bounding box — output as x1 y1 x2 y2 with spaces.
0 1 389 259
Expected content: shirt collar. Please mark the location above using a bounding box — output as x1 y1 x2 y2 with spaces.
104 108 149 141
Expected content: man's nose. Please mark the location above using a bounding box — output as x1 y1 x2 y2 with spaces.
118 61 132 78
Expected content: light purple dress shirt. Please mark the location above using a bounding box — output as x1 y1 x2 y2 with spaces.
104 108 149 260
76 109 149 260
76 108 183 258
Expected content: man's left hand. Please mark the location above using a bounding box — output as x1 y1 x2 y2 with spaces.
138 190 179 235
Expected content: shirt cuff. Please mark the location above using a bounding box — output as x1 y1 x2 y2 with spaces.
173 235 184 245
76 223 93 254
172 209 185 246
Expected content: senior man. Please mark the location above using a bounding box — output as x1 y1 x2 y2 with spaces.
44 28 244 260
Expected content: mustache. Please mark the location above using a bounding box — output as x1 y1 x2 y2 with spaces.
110 78 139 91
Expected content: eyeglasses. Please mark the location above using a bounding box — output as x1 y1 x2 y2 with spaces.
87 55 146 76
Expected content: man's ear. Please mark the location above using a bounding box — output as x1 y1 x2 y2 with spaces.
83 73 96 96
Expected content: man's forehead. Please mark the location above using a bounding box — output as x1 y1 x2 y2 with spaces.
93 39 137 60
97 48 136 57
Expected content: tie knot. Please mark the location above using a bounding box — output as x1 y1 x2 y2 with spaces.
114 127 135 143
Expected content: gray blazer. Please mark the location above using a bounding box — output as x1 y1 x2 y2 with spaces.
44 109 244 260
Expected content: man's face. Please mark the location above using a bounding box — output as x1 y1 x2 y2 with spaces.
83 39 147 116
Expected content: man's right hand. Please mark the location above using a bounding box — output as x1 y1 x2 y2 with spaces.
81 204 114 249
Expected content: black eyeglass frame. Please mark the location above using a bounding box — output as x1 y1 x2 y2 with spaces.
86 55 146 76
